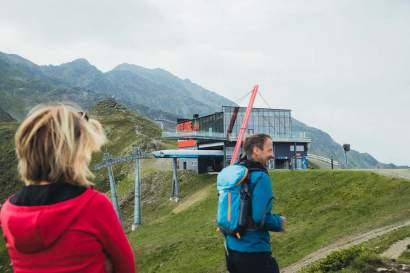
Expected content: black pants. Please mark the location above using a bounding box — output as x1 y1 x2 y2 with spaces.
225 248 280 273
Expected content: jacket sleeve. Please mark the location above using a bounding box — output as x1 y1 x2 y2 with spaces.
251 173 283 232
93 193 136 273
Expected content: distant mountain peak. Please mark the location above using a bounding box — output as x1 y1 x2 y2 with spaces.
0 52 38 68
111 63 155 76
58 58 99 72
112 63 175 78
69 58 91 66
41 58 98 74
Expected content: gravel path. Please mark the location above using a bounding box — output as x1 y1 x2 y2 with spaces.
382 237 410 260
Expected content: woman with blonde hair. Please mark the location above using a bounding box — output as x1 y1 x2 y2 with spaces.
0 103 136 273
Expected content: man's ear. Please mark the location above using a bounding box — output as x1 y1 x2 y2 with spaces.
253 146 261 156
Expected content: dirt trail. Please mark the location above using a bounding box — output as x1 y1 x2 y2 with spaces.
172 183 213 214
282 219 410 273
382 237 410 260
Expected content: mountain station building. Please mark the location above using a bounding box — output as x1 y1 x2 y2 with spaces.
162 106 311 173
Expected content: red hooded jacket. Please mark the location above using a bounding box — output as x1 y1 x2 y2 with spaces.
0 187 136 273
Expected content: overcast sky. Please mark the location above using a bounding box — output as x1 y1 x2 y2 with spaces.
1 0 409 165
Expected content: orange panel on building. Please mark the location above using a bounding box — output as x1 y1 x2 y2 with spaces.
176 120 199 131
176 121 193 131
177 140 197 148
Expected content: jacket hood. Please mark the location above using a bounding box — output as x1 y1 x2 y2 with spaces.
0 188 95 253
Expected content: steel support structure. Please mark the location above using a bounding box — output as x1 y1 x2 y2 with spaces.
230 85 259 165
170 158 180 202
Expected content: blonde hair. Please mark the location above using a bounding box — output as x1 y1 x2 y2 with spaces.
15 103 107 186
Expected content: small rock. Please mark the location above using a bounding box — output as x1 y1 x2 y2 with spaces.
377 268 389 272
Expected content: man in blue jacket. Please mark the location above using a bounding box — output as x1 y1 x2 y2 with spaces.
225 133 286 273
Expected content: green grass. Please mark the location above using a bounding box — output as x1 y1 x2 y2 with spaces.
0 122 20 202
0 230 12 273
126 170 410 273
160 139 178 150
398 248 410 264
270 170 410 266
127 172 225 273
120 170 215 227
0 122 21 273
0 121 19 272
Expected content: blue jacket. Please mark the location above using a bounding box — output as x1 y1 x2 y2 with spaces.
226 167 283 253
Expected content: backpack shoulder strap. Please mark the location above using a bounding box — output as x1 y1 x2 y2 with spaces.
238 163 273 231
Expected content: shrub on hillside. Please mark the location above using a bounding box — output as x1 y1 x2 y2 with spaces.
301 246 365 272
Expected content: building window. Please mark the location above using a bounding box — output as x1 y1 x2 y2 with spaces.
290 145 305 152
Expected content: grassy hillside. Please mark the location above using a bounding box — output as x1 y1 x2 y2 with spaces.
0 122 20 203
126 170 410 273
90 98 162 192
0 121 19 273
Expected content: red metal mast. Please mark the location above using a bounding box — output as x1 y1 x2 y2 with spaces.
230 84 259 165
226 106 240 141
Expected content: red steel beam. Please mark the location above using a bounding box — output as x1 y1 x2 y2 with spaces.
226 106 240 141
230 84 259 165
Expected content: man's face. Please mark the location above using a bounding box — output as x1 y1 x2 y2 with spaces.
252 138 274 165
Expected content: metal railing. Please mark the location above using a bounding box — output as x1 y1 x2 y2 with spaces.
162 130 311 142
162 131 227 140
307 153 341 168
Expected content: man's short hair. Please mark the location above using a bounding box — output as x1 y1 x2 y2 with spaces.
243 133 272 157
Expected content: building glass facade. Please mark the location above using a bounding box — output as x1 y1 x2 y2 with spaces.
222 106 292 139
196 112 224 133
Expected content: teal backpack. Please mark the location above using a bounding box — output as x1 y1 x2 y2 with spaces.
216 164 253 238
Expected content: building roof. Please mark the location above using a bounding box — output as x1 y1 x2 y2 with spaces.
152 149 224 158
177 106 292 123
222 105 291 112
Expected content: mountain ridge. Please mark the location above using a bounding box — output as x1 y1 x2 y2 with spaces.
0 51 400 168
